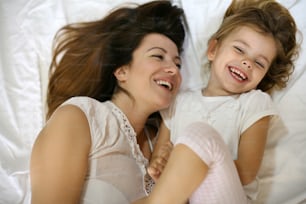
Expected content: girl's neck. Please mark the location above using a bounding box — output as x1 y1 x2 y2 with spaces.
202 86 239 97
201 87 227 96
202 87 214 96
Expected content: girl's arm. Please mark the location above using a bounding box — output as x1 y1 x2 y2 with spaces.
134 144 208 204
235 116 270 185
30 105 91 204
147 121 172 181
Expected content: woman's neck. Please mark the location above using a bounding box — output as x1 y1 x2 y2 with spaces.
111 94 149 135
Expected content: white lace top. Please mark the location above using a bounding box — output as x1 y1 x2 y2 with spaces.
61 97 151 203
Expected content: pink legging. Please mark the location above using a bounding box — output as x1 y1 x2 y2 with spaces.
175 122 249 204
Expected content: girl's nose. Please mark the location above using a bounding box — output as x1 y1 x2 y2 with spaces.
242 60 251 69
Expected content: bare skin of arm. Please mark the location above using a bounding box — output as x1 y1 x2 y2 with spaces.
30 105 91 204
235 116 270 185
134 144 208 204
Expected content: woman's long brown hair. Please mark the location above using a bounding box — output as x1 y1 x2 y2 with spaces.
46 0 185 119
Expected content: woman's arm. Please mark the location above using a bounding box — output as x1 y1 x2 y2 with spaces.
235 116 270 185
30 105 91 204
147 121 173 181
134 144 208 204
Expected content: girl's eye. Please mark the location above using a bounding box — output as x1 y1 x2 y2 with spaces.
234 46 244 53
176 63 181 69
255 61 265 69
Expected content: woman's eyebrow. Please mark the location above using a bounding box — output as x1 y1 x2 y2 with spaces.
147 47 167 53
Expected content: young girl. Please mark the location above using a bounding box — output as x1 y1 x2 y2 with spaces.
143 0 299 203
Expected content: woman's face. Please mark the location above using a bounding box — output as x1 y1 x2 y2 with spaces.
206 25 277 96
117 33 182 111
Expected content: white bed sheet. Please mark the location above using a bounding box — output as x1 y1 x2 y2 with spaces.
0 0 305 203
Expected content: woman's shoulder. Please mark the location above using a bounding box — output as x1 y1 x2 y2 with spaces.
54 96 113 124
43 100 92 145
62 96 102 106
54 97 117 144
61 96 110 111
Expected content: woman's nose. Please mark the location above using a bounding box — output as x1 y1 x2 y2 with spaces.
164 62 180 75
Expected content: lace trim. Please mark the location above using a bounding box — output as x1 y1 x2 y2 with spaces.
144 173 155 194
109 101 153 195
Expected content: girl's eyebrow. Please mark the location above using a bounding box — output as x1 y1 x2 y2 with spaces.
234 40 271 64
147 47 181 61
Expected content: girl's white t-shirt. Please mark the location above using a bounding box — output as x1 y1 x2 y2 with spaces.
161 89 277 159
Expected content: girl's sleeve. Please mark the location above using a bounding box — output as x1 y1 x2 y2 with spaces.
241 90 278 133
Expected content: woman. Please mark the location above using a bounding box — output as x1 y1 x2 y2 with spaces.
30 1 185 203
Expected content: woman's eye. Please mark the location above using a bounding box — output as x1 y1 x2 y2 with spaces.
152 55 163 60
176 63 181 69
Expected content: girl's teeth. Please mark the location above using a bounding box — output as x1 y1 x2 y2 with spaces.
230 67 247 80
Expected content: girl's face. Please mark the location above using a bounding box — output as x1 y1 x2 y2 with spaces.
116 33 182 111
206 25 277 96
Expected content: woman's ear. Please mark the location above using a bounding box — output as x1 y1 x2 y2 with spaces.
207 38 218 61
114 65 129 82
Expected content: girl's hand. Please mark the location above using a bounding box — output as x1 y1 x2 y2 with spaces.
147 141 173 182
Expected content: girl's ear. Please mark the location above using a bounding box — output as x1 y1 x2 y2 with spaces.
114 65 129 82
207 38 218 61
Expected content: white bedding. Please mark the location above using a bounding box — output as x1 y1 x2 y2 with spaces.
0 0 305 203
